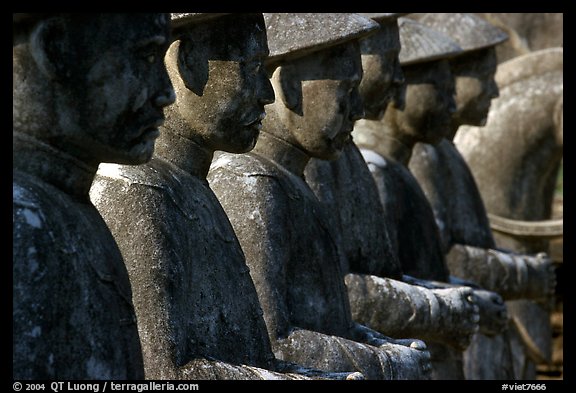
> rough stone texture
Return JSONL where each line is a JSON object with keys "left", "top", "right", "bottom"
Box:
{"left": 305, "top": 142, "right": 480, "bottom": 351}
{"left": 91, "top": 160, "right": 279, "bottom": 378}
{"left": 473, "top": 13, "right": 563, "bottom": 63}
{"left": 419, "top": 13, "right": 508, "bottom": 53}
{"left": 209, "top": 146, "right": 429, "bottom": 380}
{"left": 13, "top": 138, "right": 144, "bottom": 379}
{"left": 409, "top": 47, "right": 560, "bottom": 379}
{"left": 350, "top": 20, "right": 510, "bottom": 378}
{"left": 13, "top": 13, "right": 175, "bottom": 379}
{"left": 263, "top": 13, "right": 379, "bottom": 64}
{"left": 208, "top": 20, "right": 431, "bottom": 378}
{"left": 397, "top": 17, "right": 462, "bottom": 66}
{"left": 90, "top": 14, "right": 351, "bottom": 380}
{"left": 455, "top": 48, "right": 563, "bottom": 240}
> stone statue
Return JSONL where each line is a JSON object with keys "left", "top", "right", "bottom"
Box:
{"left": 304, "top": 13, "right": 481, "bottom": 355}
{"left": 13, "top": 13, "right": 175, "bottom": 379}
{"left": 409, "top": 13, "right": 558, "bottom": 380}
{"left": 473, "top": 13, "right": 562, "bottom": 64}
{"left": 90, "top": 13, "right": 357, "bottom": 381}
{"left": 352, "top": 17, "right": 509, "bottom": 379}
{"left": 208, "top": 13, "right": 431, "bottom": 380}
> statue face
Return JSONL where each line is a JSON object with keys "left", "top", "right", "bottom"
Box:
{"left": 56, "top": 14, "right": 175, "bottom": 165}
{"left": 450, "top": 48, "right": 498, "bottom": 127}
{"left": 286, "top": 42, "right": 364, "bottom": 160}
{"left": 359, "top": 21, "right": 404, "bottom": 120}
{"left": 392, "top": 59, "right": 456, "bottom": 144}
{"left": 171, "top": 14, "right": 274, "bottom": 153}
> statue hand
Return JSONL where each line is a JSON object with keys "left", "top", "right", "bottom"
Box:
{"left": 473, "top": 289, "right": 508, "bottom": 336}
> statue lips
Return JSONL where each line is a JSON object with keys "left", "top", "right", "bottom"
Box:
{"left": 243, "top": 111, "right": 267, "bottom": 133}
{"left": 137, "top": 117, "right": 165, "bottom": 144}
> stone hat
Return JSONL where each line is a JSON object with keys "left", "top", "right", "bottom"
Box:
{"left": 419, "top": 13, "right": 508, "bottom": 54}
{"left": 264, "top": 13, "right": 379, "bottom": 64}
{"left": 398, "top": 17, "right": 463, "bottom": 66}
{"left": 357, "top": 13, "right": 410, "bottom": 23}
{"left": 171, "top": 13, "right": 231, "bottom": 30}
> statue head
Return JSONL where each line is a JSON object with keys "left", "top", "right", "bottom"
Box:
{"left": 13, "top": 13, "right": 175, "bottom": 166}
{"left": 419, "top": 13, "right": 508, "bottom": 128}
{"left": 165, "top": 13, "right": 274, "bottom": 154}
{"left": 263, "top": 13, "right": 378, "bottom": 160}
{"left": 387, "top": 17, "right": 462, "bottom": 145}
{"left": 356, "top": 13, "right": 408, "bottom": 120}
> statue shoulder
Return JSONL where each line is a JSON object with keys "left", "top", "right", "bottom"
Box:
{"left": 94, "top": 158, "right": 178, "bottom": 190}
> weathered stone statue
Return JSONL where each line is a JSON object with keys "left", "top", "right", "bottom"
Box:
{"left": 208, "top": 13, "right": 432, "bottom": 380}
{"left": 13, "top": 13, "right": 175, "bottom": 379}
{"left": 409, "top": 13, "right": 558, "bottom": 380}
{"left": 304, "top": 13, "right": 481, "bottom": 354}
{"left": 473, "top": 13, "right": 563, "bottom": 64}
{"left": 90, "top": 13, "right": 356, "bottom": 380}
{"left": 352, "top": 17, "right": 508, "bottom": 379}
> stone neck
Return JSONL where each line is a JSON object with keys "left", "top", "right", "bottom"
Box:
{"left": 154, "top": 126, "right": 213, "bottom": 181}
{"left": 13, "top": 132, "right": 98, "bottom": 202}
{"left": 252, "top": 131, "right": 310, "bottom": 178}
{"left": 446, "top": 121, "right": 460, "bottom": 141}
{"left": 380, "top": 134, "right": 414, "bottom": 166}
{"left": 353, "top": 119, "right": 414, "bottom": 166}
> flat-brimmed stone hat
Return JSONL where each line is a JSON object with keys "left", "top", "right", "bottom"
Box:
{"left": 398, "top": 17, "right": 463, "bottom": 66}
{"left": 357, "top": 13, "right": 410, "bottom": 23}
{"left": 263, "top": 13, "right": 379, "bottom": 65}
{"left": 419, "top": 13, "right": 508, "bottom": 54}
{"left": 171, "top": 13, "right": 231, "bottom": 31}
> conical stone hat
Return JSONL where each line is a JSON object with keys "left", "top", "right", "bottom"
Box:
{"left": 398, "top": 17, "right": 462, "bottom": 66}
{"left": 264, "top": 13, "right": 379, "bottom": 64}
{"left": 419, "top": 13, "right": 508, "bottom": 54}
{"left": 357, "top": 13, "right": 410, "bottom": 23}
{"left": 171, "top": 13, "right": 231, "bottom": 30}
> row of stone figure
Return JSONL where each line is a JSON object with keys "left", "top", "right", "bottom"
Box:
{"left": 13, "top": 13, "right": 558, "bottom": 380}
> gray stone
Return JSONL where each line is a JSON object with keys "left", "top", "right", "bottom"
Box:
{"left": 352, "top": 17, "right": 508, "bottom": 380}
{"left": 13, "top": 13, "right": 175, "bottom": 379}
{"left": 209, "top": 13, "right": 431, "bottom": 380}
{"left": 91, "top": 13, "right": 355, "bottom": 380}
{"left": 473, "top": 13, "right": 563, "bottom": 63}
{"left": 451, "top": 47, "right": 562, "bottom": 379}
{"left": 419, "top": 13, "right": 508, "bottom": 54}
{"left": 305, "top": 15, "right": 481, "bottom": 355}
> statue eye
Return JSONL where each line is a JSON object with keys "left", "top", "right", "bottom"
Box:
{"left": 146, "top": 54, "right": 156, "bottom": 64}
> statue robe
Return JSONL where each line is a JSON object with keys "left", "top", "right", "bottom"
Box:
{"left": 409, "top": 139, "right": 550, "bottom": 379}
{"left": 209, "top": 148, "right": 428, "bottom": 380}
{"left": 13, "top": 137, "right": 144, "bottom": 380}
{"left": 91, "top": 157, "right": 286, "bottom": 379}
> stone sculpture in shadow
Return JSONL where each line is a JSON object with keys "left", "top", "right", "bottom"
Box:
{"left": 304, "top": 12, "right": 482, "bottom": 361}
{"left": 208, "top": 13, "right": 432, "bottom": 380}
{"left": 351, "top": 17, "right": 509, "bottom": 379}
{"left": 13, "top": 13, "right": 175, "bottom": 379}
{"left": 90, "top": 13, "right": 360, "bottom": 380}
{"left": 408, "top": 13, "right": 557, "bottom": 380}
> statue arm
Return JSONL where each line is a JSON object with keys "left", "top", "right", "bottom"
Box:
{"left": 402, "top": 274, "right": 507, "bottom": 338}
{"left": 446, "top": 243, "right": 556, "bottom": 302}
{"left": 345, "top": 273, "right": 480, "bottom": 350}
{"left": 178, "top": 357, "right": 360, "bottom": 380}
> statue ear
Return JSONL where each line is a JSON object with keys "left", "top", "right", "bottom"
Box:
{"left": 176, "top": 38, "right": 209, "bottom": 96}
{"left": 29, "top": 17, "right": 67, "bottom": 80}
{"left": 277, "top": 64, "right": 303, "bottom": 116}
